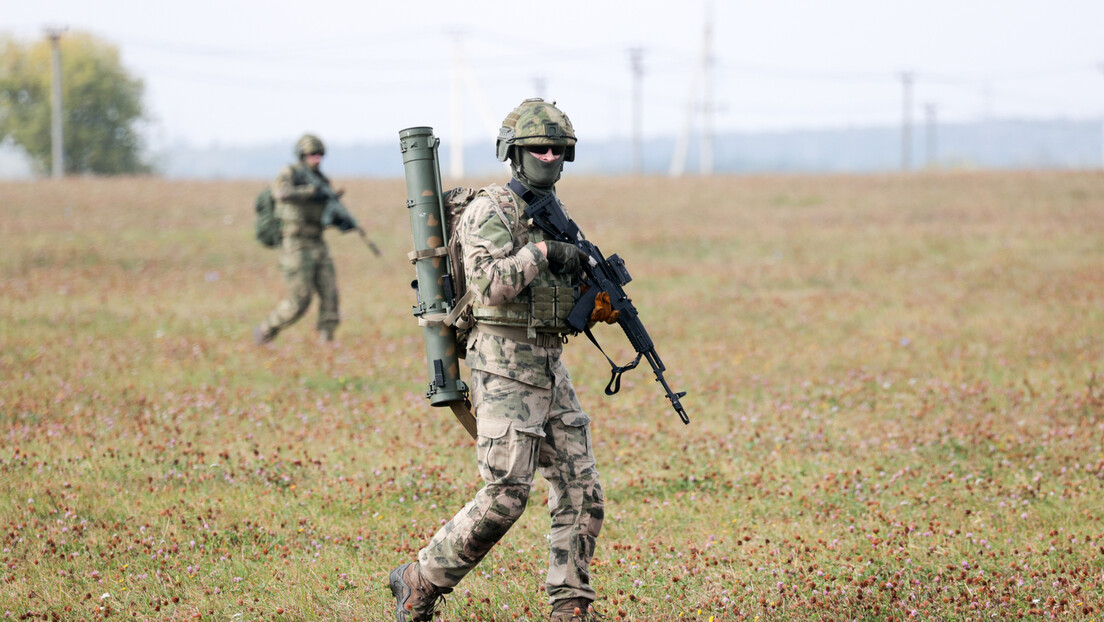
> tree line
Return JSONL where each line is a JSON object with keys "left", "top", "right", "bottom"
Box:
{"left": 0, "top": 31, "right": 150, "bottom": 176}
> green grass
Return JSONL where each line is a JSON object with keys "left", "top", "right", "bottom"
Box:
{"left": 1, "top": 171, "right": 1103, "bottom": 620}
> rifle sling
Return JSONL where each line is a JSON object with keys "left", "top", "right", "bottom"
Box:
{"left": 507, "top": 179, "right": 560, "bottom": 237}
{"left": 507, "top": 178, "right": 537, "bottom": 206}
{"left": 583, "top": 327, "right": 642, "bottom": 396}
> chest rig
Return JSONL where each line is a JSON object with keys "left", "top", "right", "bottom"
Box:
{"left": 470, "top": 185, "right": 579, "bottom": 336}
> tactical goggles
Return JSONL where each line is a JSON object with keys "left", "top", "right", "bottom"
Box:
{"left": 524, "top": 145, "right": 565, "bottom": 157}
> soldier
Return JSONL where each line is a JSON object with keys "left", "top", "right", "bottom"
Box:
{"left": 253, "top": 134, "right": 360, "bottom": 345}
{"left": 389, "top": 99, "right": 616, "bottom": 622}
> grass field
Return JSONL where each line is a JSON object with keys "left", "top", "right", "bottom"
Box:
{"left": 2, "top": 170, "right": 1103, "bottom": 621}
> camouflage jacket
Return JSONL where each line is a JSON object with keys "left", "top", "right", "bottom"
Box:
{"left": 272, "top": 164, "right": 332, "bottom": 240}
{"left": 459, "top": 184, "right": 577, "bottom": 389}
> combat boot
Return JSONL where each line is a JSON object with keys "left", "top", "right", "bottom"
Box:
{"left": 389, "top": 561, "right": 450, "bottom": 622}
{"left": 252, "top": 325, "right": 274, "bottom": 345}
{"left": 550, "top": 597, "right": 602, "bottom": 621}
{"left": 318, "top": 329, "right": 335, "bottom": 345}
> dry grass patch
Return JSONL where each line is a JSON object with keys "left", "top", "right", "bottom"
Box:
{"left": 2, "top": 171, "right": 1103, "bottom": 620}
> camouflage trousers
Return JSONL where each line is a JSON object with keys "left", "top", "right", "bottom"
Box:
{"left": 418, "top": 365, "right": 605, "bottom": 603}
{"left": 258, "top": 237, "right": 339, "bottom": 338}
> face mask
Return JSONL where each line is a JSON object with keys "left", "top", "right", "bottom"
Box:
{"left": 513, "top": 147, "right": 564, "bottom": 191}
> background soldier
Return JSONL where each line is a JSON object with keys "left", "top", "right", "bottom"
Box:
{"left": 389, "top": 99, "right": 615, "bottom": 622}
{"left": 253, "top": 134, "right": 360, "bottom": 345}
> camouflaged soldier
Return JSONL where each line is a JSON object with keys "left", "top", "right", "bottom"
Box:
{"left": 389, "top": 99, "right": 617, "bottom": 622}
{"left": 253, "top": 134, "right": 360, "bottom": 345}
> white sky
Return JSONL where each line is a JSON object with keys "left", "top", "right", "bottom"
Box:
{"left": 5, "top": 0, "right": 1104, "bottom": 150}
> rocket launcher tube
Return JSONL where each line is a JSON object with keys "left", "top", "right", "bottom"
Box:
{"left": 399, "top": 127, "right": 476, "bottom": 438}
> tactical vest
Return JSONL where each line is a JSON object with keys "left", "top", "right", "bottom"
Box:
{"left": 276, "top": 165, "right": 326, "bottom": 240}
{"left": 469, "top": 185, "right": 578, "bottom": 335}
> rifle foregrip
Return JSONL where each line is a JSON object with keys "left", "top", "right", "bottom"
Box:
{"left": 619, "top": 315, "right": 654, "bottom": 354}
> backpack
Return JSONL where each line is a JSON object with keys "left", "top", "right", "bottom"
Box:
{"left": 440, "top": 187, "right": 478, "bottom": 354}
{"left": 254, "top": 186, "right": 281, "bottom": 248}
{"left": 438, "top": 185, "right": 523, "bottom": 357}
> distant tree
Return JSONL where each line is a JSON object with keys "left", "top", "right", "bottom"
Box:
{"left": 0, "top": 31, "right": 151, "bottom": 175}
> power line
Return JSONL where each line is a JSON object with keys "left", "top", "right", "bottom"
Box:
{"left": 26, "top": 22, "right": 1102, "bottom": 148}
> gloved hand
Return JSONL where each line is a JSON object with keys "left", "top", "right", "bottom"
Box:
{"left": 590, "top": 291, "right": 620, "bottom": 324}
{"left": 312, "top": 185, "right": 329, "bottom": 202}
{"left": 544, "top": 240, "right": 586, "bottom": 275}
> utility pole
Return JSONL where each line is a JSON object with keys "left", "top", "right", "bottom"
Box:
{"left": 45, "top": 27, "right": 67, "bottom": 179}
{"left": 924, "top": 103, "right": 937, "bottom": 169}
{"left": 700, "top": 0, "right": 714, "bottom": 176}
{"left": 449, "top": 33, "right": 464, "bottom": 179}
{"left": 1099, "top": 63, "right": 1104, "bottom": 169}
{"left": 900, "top": 71, "right": 913, "bottom": 172}
{"left": 668, "top": 75, "right": 695, "bottom": 177}
{"left": 448, "top": 31, "right": 502, "bottom": 179}
{"left": 629, "top": 47, "right": 644, "bottom": 174}
{"left": 668, "top": 0, "right": 714, "bottom": 178}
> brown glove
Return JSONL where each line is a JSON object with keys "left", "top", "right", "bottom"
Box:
{"left": 590, "top": 291, "right": 620, "bottom": 324}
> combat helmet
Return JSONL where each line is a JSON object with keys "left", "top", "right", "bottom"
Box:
{"left": 496, "top": 98, "right": 576, "bottom": 163}
{"left": 295, "top": 134, "right": 325, "bottom": 158}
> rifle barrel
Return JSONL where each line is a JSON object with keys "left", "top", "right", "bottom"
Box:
{"left": 646, "top": 350, "right": 690, "bottom": 424}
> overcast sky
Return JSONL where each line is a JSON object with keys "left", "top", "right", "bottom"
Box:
{"left": 5, "top": 0, "right": 1104, "bottom": 151}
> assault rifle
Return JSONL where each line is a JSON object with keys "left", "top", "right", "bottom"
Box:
{"left": 508, "top": 179, "right": 689, "bottom": 425}
{"left": 302, "top": 167, "right": 382, "bottom": 257}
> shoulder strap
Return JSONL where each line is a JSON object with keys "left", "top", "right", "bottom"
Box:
{"left": 479, "top": 185, "right": 520, "bottom": 233}
{"left": 444, "top": 290, "right": 475, "bottom": 328}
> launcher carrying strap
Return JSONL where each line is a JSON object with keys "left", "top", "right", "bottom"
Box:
{"left": 407, "top": 247, "right": 447, "bottom": 262}
{"left": 449, "top": 399, "right": 478, "bottom": 440}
